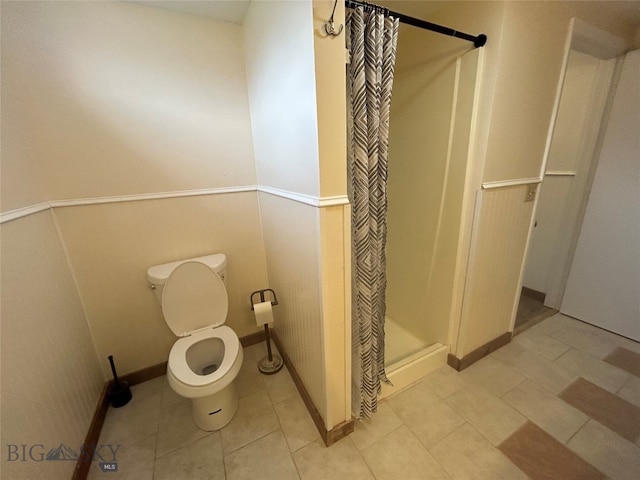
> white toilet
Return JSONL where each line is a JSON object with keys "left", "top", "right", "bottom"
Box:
{"left": 147, "top": 253, "right": 243, "bottom": 431}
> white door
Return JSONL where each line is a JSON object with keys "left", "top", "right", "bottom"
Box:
{"left": 560, "top": 50, "right": 640, "bottom": 341}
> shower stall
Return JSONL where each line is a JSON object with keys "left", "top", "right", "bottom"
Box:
{"left": 382, "top": 18, "right": 482, "bottom": 394}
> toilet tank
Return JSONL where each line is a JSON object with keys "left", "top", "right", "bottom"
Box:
{"left": 147, "top": 253, "right": 227, "bottom": 303}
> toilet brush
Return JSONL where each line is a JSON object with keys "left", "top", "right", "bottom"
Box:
{"left": 107, "top": 355, "right": 132, "bottom": 408}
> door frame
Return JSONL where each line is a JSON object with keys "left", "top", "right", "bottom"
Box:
{"left": 519, "top": 18, "right": 627, "bottom": 313}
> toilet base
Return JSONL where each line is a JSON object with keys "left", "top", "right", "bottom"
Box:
{"left": 191, "top": 383, "right": 239, "bottom": 431}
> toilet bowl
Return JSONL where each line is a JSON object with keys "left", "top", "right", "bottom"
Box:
{"left": 147, "top": 254, "right": 243, "bottom": 431}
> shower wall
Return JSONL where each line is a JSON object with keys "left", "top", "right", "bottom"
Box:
{"left": 385, "top": 25, "right": 480, "bottom": 360}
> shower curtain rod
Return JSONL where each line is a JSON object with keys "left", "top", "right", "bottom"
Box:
{"left": 345, "top": 0, "right": 487, "bottom": 48}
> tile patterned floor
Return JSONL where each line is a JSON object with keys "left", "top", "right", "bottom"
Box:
{"left": 89, "top": 313, "right": 640, "bottom": 479}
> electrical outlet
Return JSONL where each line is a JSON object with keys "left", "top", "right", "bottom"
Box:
{"left": 525, "top": 184, "right": 537, "bottom": 202}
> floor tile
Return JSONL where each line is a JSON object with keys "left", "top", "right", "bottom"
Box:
{"left": 243, "top": 342, "right": 274, "bottom": 362}
{"left": 551, "top": 323, "right": 620, "bottom": 358}
{"left": 489, "top": 341, "right": 527, "bottom": 362}
{"left": 499, "top": 421, "right": 605, "bottom": 480}
{"left": 350, "top": 399, "right": 403, "bottom": 451}
{"left": 513, "top": 327, "right": 571, "bottom": 360}
{"left": 387, "top": 381, "right": 465, "bottom": 448}
{"left": 444, "top": 384, "right": 527, "bottom": 446}
{"left": 429, "top": 423, "right": 528, "bottom": 480}
{"left": 220, "top": 389, "right": 280, "bottom": 455}
{"left": 224, "top": 430, "right": 299, "bottom": 480}
{"left": 604, "top": 347, "right": 640, "bottom": 377}
{"left": 460, "top": 356, "right": 526, "bottom": 396}
{"left": 568, "top": 420, "right": 640, "bottom": 480}
{"left": 491, "top": 343, "right": 578, "bottom": 395}
{"left": 154, "top": 432, "right": 224, "bottom": 480}
{"left": 526, "top": 313, "right": 570, "bottom": 336}
{"left": 555, "top": 348, "right": 631, "bottom": 393}
{"left": 88, "top": 434, "right": 156, "bottom": 480}
{"left": 155, "top": 397, "right": 210, "bottom": 458}
{"left": 234, "top": 353, "right": 266, "bottom": 398}
{"left": 129, "top": 375, "right": 165, "bottom": 402}
{"left": 617, "top": 376, "right": 640, "bottom": 408}
{"left": 609, "top": 334, "right": 640, "bottom": 354}
{"left": 159, "top": 375, "right": 184, "bottom": 411}
{"left": 502, "top": 379, "right": 588, "bottom": 443}
{"left": 273, "top": 394, "right": 321, "bottom": 452}
{"left": 262, "top": 367, "right": 298, "bottom": 404}
{"left": 421, "top": 365, "right": 470, "bottom": 399}
{"left": 293, "top": 438, "right": 374, "bottom": 480}
{"left": 581, "top": 324, "right": 640, "bottom": 354}
{"left": 559, "top": 378, "right": 640, "bottom": 443}
{"left": 91, "top": 316, "right": 640, "bottom": 480}
{"left": 361, "top": 425, "right": 450, "bottom": 479}
{"left": 99, "top": 383, "right": 162, "bottom": 446}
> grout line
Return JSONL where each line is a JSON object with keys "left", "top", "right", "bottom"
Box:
{"left": 499, "top": 375, "right": 527, "bottom": 399}
{"left": 151, "top": 380, "right": 163, "bottom": 467}
{"left": 564, "top": 418, "right": 590, "bottom": 446}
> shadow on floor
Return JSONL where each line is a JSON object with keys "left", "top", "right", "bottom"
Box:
{"left": 515, "top": 287, "right": 558, "bottom": 336}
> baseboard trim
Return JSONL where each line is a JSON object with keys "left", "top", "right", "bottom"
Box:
{"left": 72, "top": 382, "right": 111, "bottom": 480}
{"left": 120, "top": 362, "right": 167, "bottom": 386}
{"left": 74, "top": 330, "right": 267, "bottom": 479}
{"left": 448, "top": 332, "right": 512, "bottom": 371}
{"left": 271, "top": 331, "right": 354, "bottom": 446}
{"left": 240, "top": 329, "right": 266, "bottom": 347}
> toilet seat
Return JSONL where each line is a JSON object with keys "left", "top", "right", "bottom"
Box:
{"left": 161, "top": 261, "right": 228, "bottom": 337}
{"left": 168, "top": 325, "right": 240, "bottom": 387}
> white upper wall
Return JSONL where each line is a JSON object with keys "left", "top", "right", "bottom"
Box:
{"left": 243, "top": 0, "right": 321, "bottom": 197}
{"left": 1, "top": 1, "right": 256, "bottom": 212}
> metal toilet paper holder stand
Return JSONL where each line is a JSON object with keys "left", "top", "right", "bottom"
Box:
{"left": 250, "top": 289, "right": 283, "bottom": 375}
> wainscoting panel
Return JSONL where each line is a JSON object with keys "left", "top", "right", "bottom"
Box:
{"left": 455, "top": 185, "right": 535, "bottom": 359}
{"left": 0, "top": 210, "right": 103, "bottom": 480}
{"left": 258, "top": 192, "right": 328, "bottom": 425}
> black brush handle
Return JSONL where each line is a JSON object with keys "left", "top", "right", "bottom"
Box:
{"left": 108, "top": 355, "right": 120, "bottom": 387}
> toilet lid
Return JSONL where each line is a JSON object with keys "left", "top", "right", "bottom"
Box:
{"left": 161, "top": 261, "right": 228, "bottom": 336}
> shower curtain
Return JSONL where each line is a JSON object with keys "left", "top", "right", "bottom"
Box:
{"left": 346, "top": 6, "right": 399, "bottom": 419}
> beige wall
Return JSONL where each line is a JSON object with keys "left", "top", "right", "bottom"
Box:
{"left": 312, "top": 0, "right": 351, "bottom": 426}
{"left": 456, "top": 185, "right": 536, "bottom": 354}
{"left": 379, "top": 1, "right": 505, "bottom": 356}
{"left": 1, "top": 0, "right": 267, "bottom": 380}
{"left": 54, "top": 193, "right": 268, "bottom": 376}
{"left": 257, "top": 193, "right": 326, "bottom": 419}
{"left": 380, "top": 2, "right": 638, "bottom": 359}
{"left": 243, "top": 0, "right": 320, "bottom": 197}
{"left": 1, "top": 211, "right": 103, "bottom": 479}
{"left": 483, "top": 1, "right": 639, "bottom": 183}
{"left": 454, "top": 1, "right": 639, "bottom": 358}
{"left": 312, "top": 0, "right": 348, "bottom": 198}
{"left": 2, "top": 1, "right": 636, "bottom": 449}
{"left": 2, "top": 0, "right": 349, "bottom": 439}
{"left": 1, "top": 1, "right": 256, "bottom": 212}
{"left": 244, "top": 0, "right": 350, "bottom": 429}
{"left": 385, "top": 34, "right": 480, "bottom": 347}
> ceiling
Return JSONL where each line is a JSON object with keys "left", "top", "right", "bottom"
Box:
{"left": 130, "top": 1, "right": 252, "bottom": 24}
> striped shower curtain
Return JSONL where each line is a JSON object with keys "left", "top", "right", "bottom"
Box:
{"left": 346, "top": 6, "right": 399, "bottom": 419}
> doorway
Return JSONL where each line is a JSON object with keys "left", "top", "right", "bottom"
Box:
{"left": 516, "top": 19, "right": 625, "bottom": 334}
